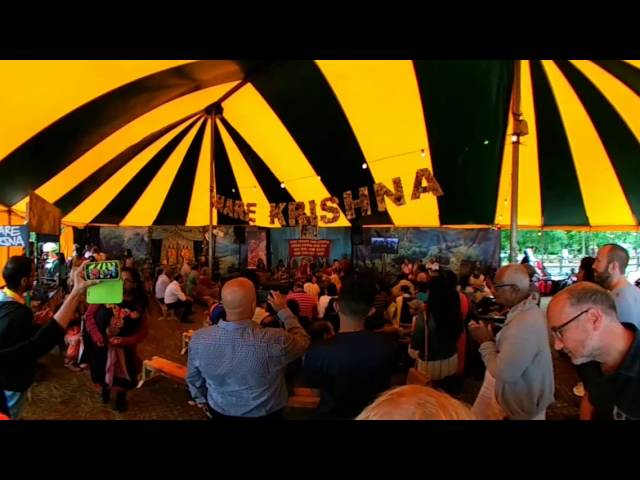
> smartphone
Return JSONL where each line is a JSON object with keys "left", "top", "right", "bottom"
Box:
{"left": 84, "top": 261, "right": 121, "bottom": 281}
{"left": 84, "top": 261, "right": 123, "bottom": 304}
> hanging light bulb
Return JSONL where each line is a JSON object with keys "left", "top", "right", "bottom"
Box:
{"left": 280, "top": 182, "right": 285, "bottom": 188}
{"left": 232, "top": 188, "right": 236, "bottom": 193}
{"left": 511, "top": 134, "right": 519, "bottom": 143}
{"left": 317, "top": 175, "right": 322, "bottom": 181}
{"left": 361, "top": 162, "right": 368, "bottom": 170}
{"left": 421, "top": 149, "right": 426, "bottom": 158}
{"left": 253, "top": 186, "right": 257, "bottom": 192}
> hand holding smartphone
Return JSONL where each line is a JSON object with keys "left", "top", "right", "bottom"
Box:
{"left": 84, "top": 261, "right": 123, "bottom": 304}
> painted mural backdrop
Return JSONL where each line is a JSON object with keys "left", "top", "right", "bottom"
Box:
{"left": 215, "top": 226, "right": 240, "bottom": 274}
{"left": 100, "top": 227, "right": 149, "bottom": 261}
{"left": 355, "top": 228, "right": 500, "bottom": 278}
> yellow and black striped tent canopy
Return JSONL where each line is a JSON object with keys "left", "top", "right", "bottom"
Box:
{"left": 0, "top": 60, "right": 638, "bottom": 229}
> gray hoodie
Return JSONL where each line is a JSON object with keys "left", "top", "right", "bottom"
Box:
{"left": 479, "top": 297, "right": 555, "bottom": 419}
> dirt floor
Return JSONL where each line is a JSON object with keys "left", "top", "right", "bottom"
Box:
{"left": 21, "top": 296, "right": 581, "bottom": 420}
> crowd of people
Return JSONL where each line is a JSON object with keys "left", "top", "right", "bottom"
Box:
{"left": 1, "top": 241, "right": 640, "bottom": 421}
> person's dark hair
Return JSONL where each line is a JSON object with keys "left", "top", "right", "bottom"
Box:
{"left": 56, "top": 252, "right": 65, "bottom": 263}
{"left": 286, "top": 299, "right": 301, "bottom": 317}
{"left": 578, "top": 256, "right": 596, "bottom": 283}
{"left": 603, "top": 244, "right": 629, "bottom": 274}
{"left": 400, "top": 285, "right": 412, "bottom": 295}
{"left": 174, "top": 273, "right": 183, "bottom": 282}
{"left": 417, "top": 281, "right": 428, "bottom": 293}
{"left": 428, "top": 270, "right": 462, "bottom": 344}
{"left": 256, "top": 289, "right": 269, "bottom": 306}
{"left": 440, "top": 269, "right": 458, "bottom": 290}
{"left": 88, "top": 255, "right": 96, "bottom": 262}
{"left": 121, "top": 267, "right": 148, "bottom": 309}
{"left": 2, "top": 256, "right": 34, "bottom": 291}
{"left": 326, "top": 282, "right": 338, "bottom": 297}
{"left": 156, "top": 267, "right": 164, "bottom": 277}
{"left": 338, "top": 272, "right": 377, "bottom": 318}
{"left": 308, "top": 320, "right": 334, "bottom": 342}
{"left": 124, "top": 249, "right": 133, "bottom": 258}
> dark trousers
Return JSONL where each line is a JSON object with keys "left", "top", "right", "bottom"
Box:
{"left": 207, "top": 406, "right": 284, "bottom": 421}
{"left": 166, "top": 299, "right": 193, "bottom": 322}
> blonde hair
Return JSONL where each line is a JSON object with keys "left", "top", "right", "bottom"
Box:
{"left": 356, "top": 385, "right": 475, "bottom": 420}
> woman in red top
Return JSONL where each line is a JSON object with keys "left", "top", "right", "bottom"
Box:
{"left": 85, "top": 268, "right": 148, "bottom": 412}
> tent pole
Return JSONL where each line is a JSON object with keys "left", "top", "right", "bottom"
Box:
{"left": 509, "top": 60, "right": 522, "bottom": 263}
{"left": 208, "top": 109, "right": 218, "bottom": 280}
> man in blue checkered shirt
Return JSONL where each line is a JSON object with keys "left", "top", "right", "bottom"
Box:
{"left": 187, "top": 277, "right": 310, "bottom": 419}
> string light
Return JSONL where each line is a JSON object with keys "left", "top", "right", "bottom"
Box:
{"left": 228, "top": 148, "right": 428, "bottom": 190}
{"left": 511, "top": 134, "right": 519, "bottom": 143}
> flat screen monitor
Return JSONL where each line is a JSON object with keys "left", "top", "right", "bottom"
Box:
{"left": 370, "top": 237, "right": 399, "bottom": 254}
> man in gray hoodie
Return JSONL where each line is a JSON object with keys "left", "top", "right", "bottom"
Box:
{"left": 468, "top": 264, "right": 555, "bottom": 420}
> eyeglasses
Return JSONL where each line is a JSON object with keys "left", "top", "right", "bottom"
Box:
{"left": 493, "top": 283, "right": 517, "bottom": 289}
{"left": 550, "top": 308, "right": 591, "bottom": 340}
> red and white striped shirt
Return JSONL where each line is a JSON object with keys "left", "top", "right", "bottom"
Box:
{"left": 286, "top": 292, "right": 318, "bottom": 319}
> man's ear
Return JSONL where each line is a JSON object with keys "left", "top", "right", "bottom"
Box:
{"left": 591, "top": 308, "right": 605, "bottom": 332}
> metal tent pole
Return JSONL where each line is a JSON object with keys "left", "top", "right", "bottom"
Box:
{"left": 509, "top": 60, "right": 523, "bottom": 264}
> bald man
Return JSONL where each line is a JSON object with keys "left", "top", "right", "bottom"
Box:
{"left": 186, "top": 277, "right": 310, "bottom": 419}
{"left": 468, "top": 264, "right": 554, "bottom": 420}
{"left": 548, "top": 282, "right": 640, "bottom": 420}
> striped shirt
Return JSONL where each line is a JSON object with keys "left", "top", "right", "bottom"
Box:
{"left": 286, "top": 292, "right": 317, "bottom": 319}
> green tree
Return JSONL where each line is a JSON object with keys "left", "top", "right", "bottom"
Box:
{"left": 501, "top": 230, "right": 640, "bottom": 261}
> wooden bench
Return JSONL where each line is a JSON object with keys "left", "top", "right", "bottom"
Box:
{"left": 180, "top": 330, "right": 194, "bottom": 355}
{"left": 137, "top": 356, "right": 187, "bottom": 388}
{"left": 287, "top": 387, "right": 321, "bottom": 409}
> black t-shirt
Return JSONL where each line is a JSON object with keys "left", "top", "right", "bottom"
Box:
{"left": 302, "top": 330, "right": 397, "bottom": 419}
{"left": 577, "top": 323, "right": 640, "bottom": 420}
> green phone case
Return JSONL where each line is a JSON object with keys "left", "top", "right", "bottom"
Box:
{"left": 86, "top": 280, "right": 123, "bottom": 305}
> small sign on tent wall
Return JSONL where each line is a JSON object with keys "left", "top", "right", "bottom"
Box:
{"left": 0, "top": 225, "right": 29, "bottom": 248}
